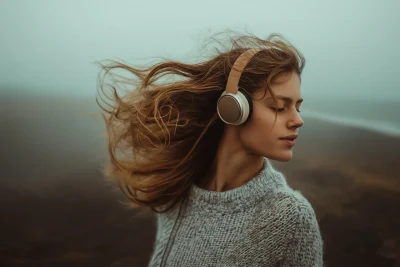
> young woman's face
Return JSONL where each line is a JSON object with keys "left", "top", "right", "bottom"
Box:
{"left": 238, "top": 71, "right": 304, "bottom": 162}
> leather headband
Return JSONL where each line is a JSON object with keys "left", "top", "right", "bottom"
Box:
{"left": 225, "top": 48, "right": 262, "bottom": 94}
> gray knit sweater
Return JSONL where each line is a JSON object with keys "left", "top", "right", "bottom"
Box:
{"left": 148, "top": 158, "right": 324, "bottom": 267}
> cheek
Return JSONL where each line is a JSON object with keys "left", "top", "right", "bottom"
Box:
{"left": 239, "top": 109, "right": 278, "bottom": 144}
{"left": 250, "top": 106, "right": 277, "bottom": 132}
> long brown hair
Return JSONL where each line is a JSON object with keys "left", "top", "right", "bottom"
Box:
{"left": 96, "top": 30, "right": 305, "bottom": 213}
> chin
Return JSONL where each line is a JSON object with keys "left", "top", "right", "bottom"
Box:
{"left": 267, "top": 152, "right": 293, "bottom": 162}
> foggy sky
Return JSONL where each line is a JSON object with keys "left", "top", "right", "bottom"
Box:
{"left": 0, "top": 0, "right": 399, "bottom": 101}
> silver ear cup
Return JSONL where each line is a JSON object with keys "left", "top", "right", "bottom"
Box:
{"left": 217, "top": 90, "right": 250, "bottom": 125}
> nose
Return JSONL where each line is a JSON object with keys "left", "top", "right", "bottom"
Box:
{"left": 288, "top": 110, "right": 304, "bottom": 129}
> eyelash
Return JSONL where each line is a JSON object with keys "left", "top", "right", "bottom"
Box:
{"left": 272, "top": 108, "right": 301, "bottom": 113}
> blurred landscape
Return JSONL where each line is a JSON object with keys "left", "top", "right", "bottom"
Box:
{"left": 0, "top": 93, "right": 399, "bottom": 267}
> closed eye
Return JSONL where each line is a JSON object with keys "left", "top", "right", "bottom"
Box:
{"left": 271, "top": 108, "right": 301, "bottom": 113}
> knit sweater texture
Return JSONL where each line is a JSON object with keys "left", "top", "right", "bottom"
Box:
{"left": 148, "top": 158, "right": 324, "bottom": 267}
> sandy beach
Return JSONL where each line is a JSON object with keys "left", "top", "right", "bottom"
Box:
{"left": 0, "top": 95, "right": 399, "bottom": 266}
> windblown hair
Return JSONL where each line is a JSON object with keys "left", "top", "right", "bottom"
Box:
{"left": 96, "top": 30, "right": 305, "bottom": 213}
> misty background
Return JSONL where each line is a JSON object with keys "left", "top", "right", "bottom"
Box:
{"left": 1, "top": 0, "right": 399, "bottom": 266}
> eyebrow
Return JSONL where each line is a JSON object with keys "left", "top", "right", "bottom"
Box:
{"left": 267, "top": 95, "right": 304, "bottom": 103}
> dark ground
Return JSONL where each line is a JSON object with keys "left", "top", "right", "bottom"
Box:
{"left": 0, "top": 94, "right": 399, "bottom": 266}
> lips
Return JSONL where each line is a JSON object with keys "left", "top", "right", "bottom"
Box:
{"left": 281, "top": 139, "right": 296, "bottom": 146}
{"left": 279, "top": 135, "right": 297, "bottom": 141}
{"left": 279, "top": 135, "right": 297, "bottom": 146}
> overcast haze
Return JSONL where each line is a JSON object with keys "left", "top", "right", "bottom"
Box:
{"left": 1, "top": 0, "right": 399, "bottom": 99}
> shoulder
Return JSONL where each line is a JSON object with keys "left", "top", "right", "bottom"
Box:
{"left": 253, "top": 188, "right": 323, "bottom": 262}
{"left": 269, "top": 190, "right": 324, "bottom": 266}
{"left": 276, "top": 188, "right": 318, "bottom": 219}
{"left": 261, "top": 177, "right": 317, "bottom": 213}
{"left": 254, "top": 186, "right": 321, "bottom": 239}
{"left": 277, "top": 189, "right": 322, "bottom": 241}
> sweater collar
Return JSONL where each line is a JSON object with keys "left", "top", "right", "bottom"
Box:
{"left": 186, "top": 157, "right": 287, "bottom": 214}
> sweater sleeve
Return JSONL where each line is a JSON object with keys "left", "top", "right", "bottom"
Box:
{"left": 281, "top": 198, "right": 324, "bottom": 267}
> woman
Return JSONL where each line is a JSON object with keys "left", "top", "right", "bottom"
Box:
{"left": 97, "top": 31, "right": 324, "bottom": 267}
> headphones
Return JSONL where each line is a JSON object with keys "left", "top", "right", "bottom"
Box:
{"left": 217, "top": 48, "right": 262, "bottom": 125}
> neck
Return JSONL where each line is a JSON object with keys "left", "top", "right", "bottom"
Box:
{"left": 199, "top": 127, "right": 264, "bottom": 192}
